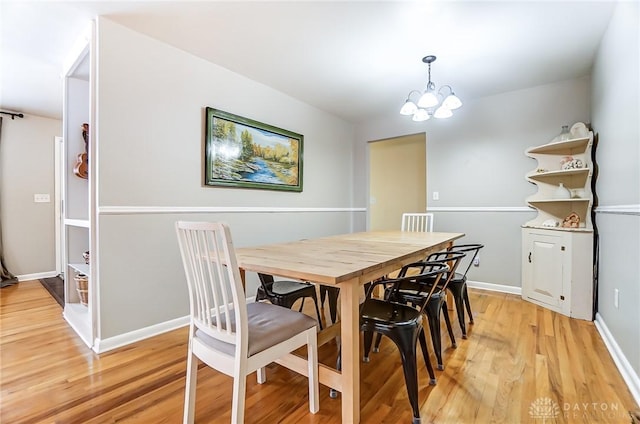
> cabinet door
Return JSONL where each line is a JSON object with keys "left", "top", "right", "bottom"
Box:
{"left": 523, "top": 231, "right": 565, "bottom": 310}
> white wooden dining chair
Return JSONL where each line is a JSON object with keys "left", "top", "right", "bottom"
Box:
{"left": 401, "top": 212, "right": 434, "bottom": 232}
{"left": 175, "top": 221, "right": 319, "bottom": 424}
{"left": 383, "top": 213, "right": 436, "bottom": 282}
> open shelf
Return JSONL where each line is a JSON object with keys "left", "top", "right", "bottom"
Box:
{"left": 527, "top": 168, "right": 591, "bottom": 188}
{"left": 526, "top": 136, "right": 591, "bottom": 155}
{"left": 524, "top": 125, "right": 594, "bottom": 230}
{"left": 69, "top": 263, "right": 89, "bottom": 275}
{"left": 65, "top": 218, "right": 90, "bottom": 228}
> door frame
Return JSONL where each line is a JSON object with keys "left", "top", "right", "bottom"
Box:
{"left": 54, "top": 136, "right": 64, "bottom": 276}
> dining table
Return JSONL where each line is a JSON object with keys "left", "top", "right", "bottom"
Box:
{"left": 235, "top": 230, "right": 465, "bottom": 423}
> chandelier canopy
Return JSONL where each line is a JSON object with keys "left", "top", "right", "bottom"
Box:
{"left": 400, "top": 55, "right": 462, "bottom": 122}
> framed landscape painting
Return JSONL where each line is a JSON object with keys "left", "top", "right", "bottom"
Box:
{"left": 204, "top": 108, "right": 303, "bottom": 192}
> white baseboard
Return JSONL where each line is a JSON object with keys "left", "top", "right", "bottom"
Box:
{"left": 594, "top": 313, "right": 640, "bottom": 407}
{"left": 467, "top": 280, "right": 522, "bottom": 295}
{"left": 93, "top": 315, "right": 190, "bottom": 353}
{"left": 91, "top": 296, "right": 258, "bottom": 354}
{"left": 18, "top": 271, "right": 59, "bottom": 281}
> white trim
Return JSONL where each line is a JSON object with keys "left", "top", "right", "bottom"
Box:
{"left": 18, "top": 271, "right": 59, "bottom": 282}
{"left": 467, "top": 280, "right": 522, "bottom": 295}
{"left": 594, "top": 205, "right": 640, "bottom": 215}
{"left": 98, "top": 206, "right": 366, "bottom": 215}
{"left": 93, "top": 315, "right": 190, "bottom": 353}
{"left": 427, "top": 206, "right": 532, "bottom": 213}
{"left": 594, "top": 313, "right": 640, "bottom": 406}
{"left": 54, "top": 136, "right": 63, "bottom": 275}
{"left": 92, "top": 296, "right": 258, "bottom": 353}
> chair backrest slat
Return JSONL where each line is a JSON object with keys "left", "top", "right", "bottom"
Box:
{"left": 401, "top": 213, "right": 434, "bottom": 232}
{"left": 176, "top": 221, "right": 247, "bottom": 349}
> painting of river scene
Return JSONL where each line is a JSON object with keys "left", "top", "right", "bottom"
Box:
{"left": 204, "top": 108, "right": 303, "bottom": 192}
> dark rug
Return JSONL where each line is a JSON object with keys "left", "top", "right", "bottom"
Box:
{"left": 40, "top": 276, "right": 64, "bottom": 307}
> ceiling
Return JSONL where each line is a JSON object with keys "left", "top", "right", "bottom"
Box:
{"left": 0, "top": 1, "right": 617, "bottom": 123}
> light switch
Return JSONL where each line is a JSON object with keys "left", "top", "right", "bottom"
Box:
{"left": 34, "top": 194, "right": 50, "bottom": 203}
{"left": 432, "top": 191, "right": 439, "bottom": 201}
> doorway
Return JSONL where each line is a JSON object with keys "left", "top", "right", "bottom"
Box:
{"left": 54, "top": 136, "right": 64, "bottom": 277}
{"left": 368, "top": 133, "right": 426, "bottom": 230}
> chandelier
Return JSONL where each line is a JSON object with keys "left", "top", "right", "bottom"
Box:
{"left": 400, "top": 55, "right": 462, "bottom": 121}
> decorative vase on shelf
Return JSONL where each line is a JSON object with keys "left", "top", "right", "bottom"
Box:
{"left": 558, "top": 125, "right": 570, "bottom": 141}
{"left": 553, "top": 183, "right": 571, "bottom": 199}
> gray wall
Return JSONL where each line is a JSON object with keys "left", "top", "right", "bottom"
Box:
{"left": 93, "top": 18, "right": 356, "bottom": 339}
{"left": 591, "top": 1, "right": 640, "bottom": 379}
{"left": 355, "top": 76, "right": 591, "bottom": 288}
{"left": 0, "top": 114, "right": 61, "bottom": 278}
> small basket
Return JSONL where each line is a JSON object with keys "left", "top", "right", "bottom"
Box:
{"left": 74, "top": 273, "right": 89, "bottom": 306}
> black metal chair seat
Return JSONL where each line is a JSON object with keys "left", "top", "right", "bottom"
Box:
{"left": 255, "top": 273, "right": 324, "bottom": 330}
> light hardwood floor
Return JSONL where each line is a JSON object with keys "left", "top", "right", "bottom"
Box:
{"left": 1, "top": 280, "right": 637, "bottom": 423}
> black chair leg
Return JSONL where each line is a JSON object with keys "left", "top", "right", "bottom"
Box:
{"left": 426, "top": 301, "right": 444, "bottom": 370}
{"left": 418, "top": 328, "right": 436, "bottom": 385}
{"left": 373, "top": 332, "right": 383, "bottom": 353}
{"left": 363, "top": 330, "right": 374, "bottom": 362}
{"left": 442, "top": 301, "right": 456, "bottom": 348}
{"left": 310, "top": 291, "right": 323, "bottom": 331}
{"left": 297, "top": 298, "right": 306, "bottom": 312}
{"left": 320, "top": 286, "right": 339, "bottom": 325}
{"left": 327, "top": 287, "right": 339, "bottom": 324}
{"left": 448, "top": 283, "right": 467, "bottom": 338}
{"left": 463, "top": 285, "right": 474, "bottom": 324}
{"left": 387, "top": 330, "right": 421, "bottom": 424}
{"left": 330, "top": 343, "right": 341, "bottom": 399}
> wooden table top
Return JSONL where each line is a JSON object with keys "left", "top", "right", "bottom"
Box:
{"left": 235, "top": 230, "right": 464, "bottom": 286}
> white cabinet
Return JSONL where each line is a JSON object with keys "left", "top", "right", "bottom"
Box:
{"left": 522, "top": 123, "right": 595, "bottom": 320}
{"left": 62, "top": 26, "right": 96, "bottom": 349}
{"left": 521, "top": 228, "right": 593, "bottom": 320}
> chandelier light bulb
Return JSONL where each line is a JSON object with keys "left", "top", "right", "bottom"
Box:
{"left": 412, "top": 108, "right": 430, "bottom": 122}
{"left": 442, "top": 93, "right": 462, "bottom": 110}
{"left": 417, "top": 91, "right": 438, "bottom": 108}
{"left": 400, "top": 100, "right": 418, "bottom": 116}
{"left": 434, "top": 106, "right": 453, "bottom": 119}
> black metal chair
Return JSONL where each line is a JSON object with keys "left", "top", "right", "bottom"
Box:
{"left": 256, "top": 273, "right": 324, "bottom": 330}
{"left": 444, "top": 243, "right": 484, "bottom": 339}
{"left": 373, "top": 250, "right": 466, "bottom": 371}
{"left": 331, "top": 263, "right": 448, "bottom": 424}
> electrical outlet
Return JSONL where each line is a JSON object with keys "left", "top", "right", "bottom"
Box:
{"left": 614, "top": 289, "right": 619, "bottom": 309}
{"left": 432, "top": 191, "right": 439, "bottom": 201}
{"left": 473, "top": 256, "right": 480, "bottom": 267}
{"left": 34, "top": 193, "right": 50, "bottom": 203}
